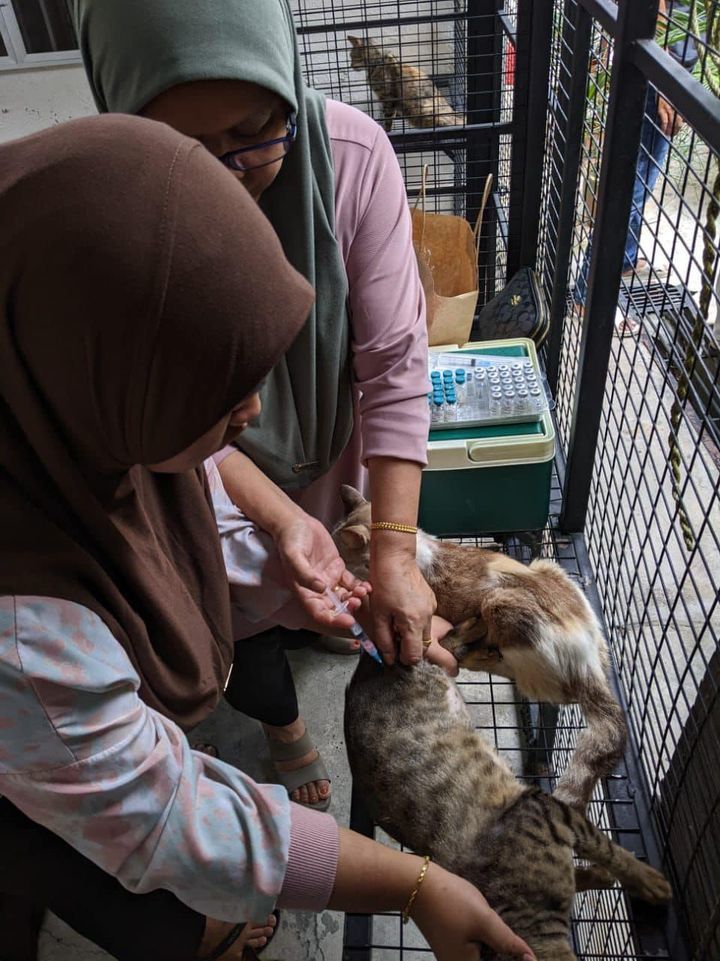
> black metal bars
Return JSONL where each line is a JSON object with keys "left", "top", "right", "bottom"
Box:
{"left": 544, "top": 1, "right": 593, "bottom": 394}
{"left": 560, "top": 0, "right": 660, "bottom": 532}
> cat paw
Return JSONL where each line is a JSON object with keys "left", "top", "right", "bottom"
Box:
{"left": 440, "top": 616, "right": 499, "bottom": 670}
{"left": 626, "top": 865, "right": 673, "bottom": 904}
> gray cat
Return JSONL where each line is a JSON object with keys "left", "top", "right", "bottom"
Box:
{"left": 344, "top": 656, "right": 671, "bottom": 961}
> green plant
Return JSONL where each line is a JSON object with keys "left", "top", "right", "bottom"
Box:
{"left": 656, "top": 0, "right": 720, "bottom": 96}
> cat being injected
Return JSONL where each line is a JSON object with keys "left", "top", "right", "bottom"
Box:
{"left": 335, "top": 485, "right": 627, "bottom": 811}
{"left": 336, "top": 488, "right": 671, "bottom": 960}
{"left": 348, "top": 35, "right": 464, "bottom": 132}
{"left": 344, "top": 652, "right": 671, "bottom": 961}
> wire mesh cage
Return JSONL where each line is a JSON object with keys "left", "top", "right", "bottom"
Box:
{"left": 538, "top": 2, "right": 720, "bottom": 960}
{"left": 287, "top": 2, "right": 719, "bottom": 960}
{"left": 292, "top": 0, "right": 524, "bottom": 302}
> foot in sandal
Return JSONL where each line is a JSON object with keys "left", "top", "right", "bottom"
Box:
{"left": 200, "top": 910, "right": 278, "bottom": 960}
{"left": 264, "top": 717, "right": 331, "bottom": 810}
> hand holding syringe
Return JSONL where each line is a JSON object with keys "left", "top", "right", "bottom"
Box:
{"left": 325, "top": 586, "right": 384, "bottom": 664}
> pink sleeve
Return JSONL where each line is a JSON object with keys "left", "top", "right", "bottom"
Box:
{"left": 278, "top": 803, "right": 339, "bottom": 910}
{"left": 212, "top": 445, "right": 236, "bottom": 467}
{"left": 330, "top": 102, "right": 429, "bottom": 467}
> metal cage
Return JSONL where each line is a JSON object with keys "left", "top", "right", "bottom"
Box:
{"left": 288, "top": 2, "right": 720, "bottom": 959}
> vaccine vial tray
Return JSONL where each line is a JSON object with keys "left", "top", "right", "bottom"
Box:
{"left": 419, "top": 338, "right": 555, "bottom": 536}
{"left": 428, "top": 344, "right": 551, "bottom": 430}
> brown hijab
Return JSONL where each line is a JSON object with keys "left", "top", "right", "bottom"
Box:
{"left": 0, "top": 114, "right": 313, "bottom": 730}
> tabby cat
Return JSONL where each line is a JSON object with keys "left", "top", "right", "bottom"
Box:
{"left": 348, "top": 35, "right": 464, "bottom": 132}
{"left": 344, "top": 654, "right": 671, "bottom": 961}
{"left": 334, "top": 485, "right": 627, "bottom": 811}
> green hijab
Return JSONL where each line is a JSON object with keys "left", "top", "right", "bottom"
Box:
{"left": 72, "top": 0, "right": 353, "bottom": 491}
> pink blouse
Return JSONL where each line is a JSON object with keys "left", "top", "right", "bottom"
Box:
{"left": 215, "top": 99, "right": 430, "bottom": 637}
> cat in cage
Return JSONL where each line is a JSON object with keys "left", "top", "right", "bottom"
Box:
{"left": 348, "top": 34, "right": 464, "bottom": 132}
{"left": 335, "top": 485, "right": 671, "bottom": 960}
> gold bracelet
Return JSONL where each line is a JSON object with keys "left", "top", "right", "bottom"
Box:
{"left": 402, "top": 855, "right": 431, "bottom": 924}
{"left": 370, "top": 521, "right": 418, "bottom": 534}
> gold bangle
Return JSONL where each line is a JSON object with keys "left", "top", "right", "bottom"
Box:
{"left": 402, "top": 855, "right": 431, "bottom": 924}
{"left": 370, "top": 521, "right": 418, "bottom": 534}
{"left": 422, "top": 637, "right": 433, "bottom": 651}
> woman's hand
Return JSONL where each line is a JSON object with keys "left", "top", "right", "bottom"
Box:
{"left": 369, "top": 534, "right": 436, "bottom": 666}
{"left": 329, "top": 830, "right": 535, "bottom": 961}
{"left": 413, "top": 863, "right": 534, "bottom": 961}
{"left": 657, "top": 95, "right": 683, "bottom": 137}
{"left": 274, "top": 513, "right": 370, "bottom": 631}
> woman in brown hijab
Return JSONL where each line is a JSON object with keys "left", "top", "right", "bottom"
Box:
{"left": 0, "top": 115, "right": 533, "bottom": 961}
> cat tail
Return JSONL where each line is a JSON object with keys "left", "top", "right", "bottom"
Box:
{"left": 553, "top": 673, "right": 627, "bottom": 811}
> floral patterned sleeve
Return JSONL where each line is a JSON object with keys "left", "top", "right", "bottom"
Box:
{"left": 0, "top": 595, "right": 337, "bottom": 921}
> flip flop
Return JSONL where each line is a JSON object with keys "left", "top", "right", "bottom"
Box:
{"left": 198, "top": 910, "right": 280, "bottom": 961}
{"left": 267, "top": 730, "right": 332, "bottom": 812}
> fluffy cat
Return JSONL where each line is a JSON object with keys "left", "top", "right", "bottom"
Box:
{"left": 334, "top": 485, "right": 627, "bottom": 812}
{"left": 348, "top": 34, "right": 464, "bottom": 132}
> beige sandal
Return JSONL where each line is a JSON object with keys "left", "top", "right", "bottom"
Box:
{"left": 268, "top": 731, "right": 331, "bottom": 811}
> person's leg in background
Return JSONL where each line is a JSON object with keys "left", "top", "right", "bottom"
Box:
{"left": 623, "top": 89, "right": 671, "bottom": 274}
{"left": 574, "top": 90, "right": 671, "bottom": 308}
{"left": 224, "top": 628, "right": 331, "bottom": 810}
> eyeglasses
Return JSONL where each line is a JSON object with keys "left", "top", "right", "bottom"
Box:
{"left": 218, "top": 112, "right": 297, "bottom": 173}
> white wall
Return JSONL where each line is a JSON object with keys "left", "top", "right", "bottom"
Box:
{"left": 0, "top": 8, "right": 458, "bottom": 209}
{"left": 0, "top": 63, "right": 95, "bottom": 143}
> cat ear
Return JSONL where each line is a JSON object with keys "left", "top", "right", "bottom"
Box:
{"left": 340, "top": 484, "right": 367, "bottom": 513}
{"left": 347, "top": 35, "right": 362, "bottom": 47}
{"left": 338, "top": 525, "right": 370, "bottom": 549}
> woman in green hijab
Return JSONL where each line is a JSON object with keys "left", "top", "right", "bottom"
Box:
{"left": 73, "top": 0, "right": 439, "bottom": 810}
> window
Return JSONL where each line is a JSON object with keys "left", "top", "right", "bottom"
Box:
{"left": 0, "top": 0, "right": 80, "bottom": 68}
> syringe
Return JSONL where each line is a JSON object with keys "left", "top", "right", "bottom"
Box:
{"left": 324, "top": 587, "right": 383, "bottom": 664}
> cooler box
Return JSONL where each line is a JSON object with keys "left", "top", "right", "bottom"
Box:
{"left": 418, "top": 338, "right": 555, "bottom": 536}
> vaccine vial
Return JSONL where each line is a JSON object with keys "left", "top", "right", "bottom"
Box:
{"left": 502, "top": 389, "right": 516, "bottom": 415}
{"left": 466, "top": 369, "right": 477, "bottom": 401}
{"left": 529, "top": 387, "right": 543, "bottom": 412}
{"left": 431, "top": 396, "right": 444, "bottom": 423}
{"left": 474, "top": 369, "right": 487, "bottom": 408}
{"left": 454, "top": 369, "right": 467, "bottom": 404}
{"left": 515, "top": 388, "right": 530, "bottom": 414}
{"left": 446, "top": 394, "right": 458, "bottom": 421}
{"left": 489, "top": 387, "right": 502, "bottom": 417}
